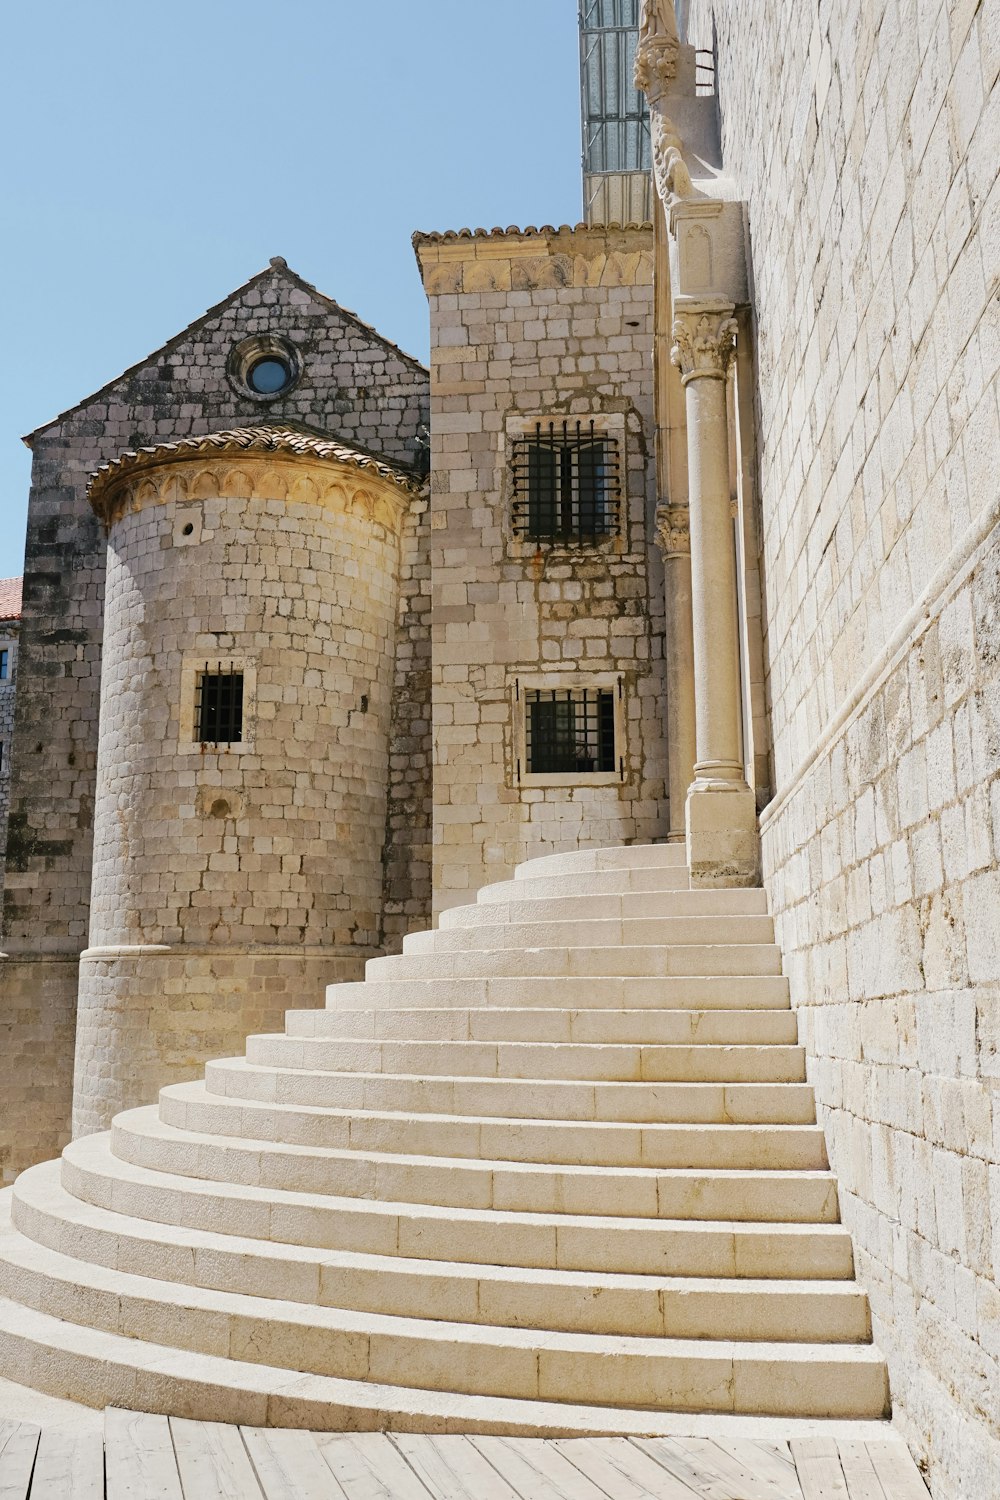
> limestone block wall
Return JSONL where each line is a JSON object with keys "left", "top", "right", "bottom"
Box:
{"left": 684, "top": 0, "right": 1000, "bottom": 1492}
{"left": 415, "top": 225, "right": 670, "bottom": 912}
{"left": 73, "top": 446, "right": 412, "bottom": 1134}
{"left": 1, "top": 259, "right": 428, "bottom": 1181}
{"left": 0, "top": 619, "right": 19, "bottom": 899}
{"left": 381, "top": 491, "right": 434, "bottom": 953}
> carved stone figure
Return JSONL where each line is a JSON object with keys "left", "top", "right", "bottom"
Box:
{"left": 635, "top": 0, "right": 680, "bottom": 93}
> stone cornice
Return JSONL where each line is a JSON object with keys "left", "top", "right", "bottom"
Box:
{"left": 89, "top": 430, "right": 421, "bottom": 531}
{"left": 414, "top": 224, "right": 655, "bottom": 296}
{"left": 91, "top": 447, "right": 419, "bottom": 537}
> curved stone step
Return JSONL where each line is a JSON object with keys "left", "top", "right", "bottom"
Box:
{"left": 284, "top": 1005, "right": 801, "bottom": 1046}
{"left": 481, "top": 867, "right": 692, "bottom": 900}
{"left": 324, "top": 975, "right": 792, "bottom": 1012}
{"left": 405, "top": 916, "right": 775, "bottom": 953}
{"left": 109, "top": 1109, "right": 833, "bottom": 1214}
{"left": 241, "top": 1035, "right": 806, "bottom": 1085}
{"left": 0, "top": 1212, "right": 886, "bottom": 1416}
{"left": 63, "top": 1135, "right": 853, "bottom": 1275}
{"left": 365, "top": 945, "right": 784, "bottom": 981}
{"left": 10, "top": 1164, "right": 869, "bottom": 1343}
{"left": 203, "top": 1058, "right": 813, "bottom": 1126}
{"left": 0, "top": 1284, "right": 889, "bottom": 1432}
{"left": 512, "top": 845, "right": 687, "bottom": 878}
{"left": 158, "top": 1081, "right": 816, "bottom": 1164}
{"left": 514, "top": 845, "right": 689, "bottom": 876}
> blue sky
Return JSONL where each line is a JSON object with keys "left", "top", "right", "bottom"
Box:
{"left": 0, "top": 0, "right": 582, "bottom": 578}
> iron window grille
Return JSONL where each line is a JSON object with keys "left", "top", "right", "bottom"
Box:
{"left": 522, "top": 686, "right": 619, "bottom": 777}
{"left": 511, "top": 421, "right": 622, "bottom": 543}
{"left": 196, "top": 664, "right": 244, "bottom": 745}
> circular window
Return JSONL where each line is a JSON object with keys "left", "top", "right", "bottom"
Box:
{"left": 247, "top": 356, "right": 292, "bottom": 395}
{"left": 227, "top": 335, "right": 301, "bottom": 403}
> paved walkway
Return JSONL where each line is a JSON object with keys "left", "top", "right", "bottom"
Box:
{"left": 0, "top": 1409, "right": 930, "bottom": 1498}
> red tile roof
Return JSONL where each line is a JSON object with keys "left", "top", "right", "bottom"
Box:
{"left": 0, "top": 577, "right": 22, "bottom": 621}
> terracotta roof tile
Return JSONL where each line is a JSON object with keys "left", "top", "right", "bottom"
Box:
{"left": 88, "top": 426, "right": 425, "bottom": 515}
{"left": 0, "top": 577, "right": 23, "bottom": 621}
{"left": 412, "top": 221, "right": 652, "bottom": 246}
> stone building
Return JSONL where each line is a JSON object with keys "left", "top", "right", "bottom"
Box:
{"left": 0, "top": 0, "right": 995, "bottom": 1495}
{"left": 0, "top": 576, "right": 22, "bottom": 894}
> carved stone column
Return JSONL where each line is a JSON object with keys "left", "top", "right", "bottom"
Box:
{"left": 655, "top": 503, "right": 696, "bottom": 843}
{"left": 671, "top": 300, "right": 758, "bottom": 885}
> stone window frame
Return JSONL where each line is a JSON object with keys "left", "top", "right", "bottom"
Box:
{"left": 503, "top": 411, "right": 628, "bottom": 556}
{"left": 178, "top": 654, "right": 258, "bottom": 756}
{"left": 0, "top": 640, "right": 15, "bottom": 682}
{"left": 512, "top": 670, "right": 626, "bottom": 788}
{"left": 226, "top": 334, "right": 302, "bottom": 405}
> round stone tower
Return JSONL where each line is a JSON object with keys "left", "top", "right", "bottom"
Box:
{"left": 74, "top": 427, "right": 419, "bottom": 1134}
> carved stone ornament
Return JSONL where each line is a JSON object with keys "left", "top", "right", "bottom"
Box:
{"left": 651, "top": 111, "right": 694, "bottom": 205}
{"left": 634, "top": 0, "right": 692, "bottom": 207}
{"left": 634, "top": 0, "right": 680, "bottom": 95}
{"left": 655, "top": 503, "right": 691, "bottom": 556}
{"left": 670, "top": 308, "right": 739, "bottom": 383}
{"left": 93, "top": 456, "right": 414, "bottom": 535}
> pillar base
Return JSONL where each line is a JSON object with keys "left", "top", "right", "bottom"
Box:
{"left": 685, "top": 780, "right": 759, "bottom": 888}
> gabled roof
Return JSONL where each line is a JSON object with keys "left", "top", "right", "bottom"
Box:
{"left": 0, "top": 577, "right": 23, "bottom": 622}
{"left": 24, "top": 258, "right": 427, "bottom": 446}
{"left": 87, "top": 426, "right": 425, "bottom": 520}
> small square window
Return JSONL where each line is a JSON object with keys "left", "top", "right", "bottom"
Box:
{"left": 196, "top": 665, "right": 244, "bottom": 745}
{"left": 511, "top": 421, "right": 621, "bottom": 542}
{"left": 525, "top": 688, "right": 617, "bottom": 775}
{"left": 0, "top": 650, "right": 9, "bottom": 680}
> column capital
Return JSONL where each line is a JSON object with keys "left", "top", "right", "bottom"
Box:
{"left": 655, "top": 503, "right": 690, "bottom": 557}
{"left": 670, "top": 302, "right": 738, "bottom": 384}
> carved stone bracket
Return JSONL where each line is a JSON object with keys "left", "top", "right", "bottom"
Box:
{"left": 655, "top": 503, "right": 691, "bottom": 557}
{"left": 634, "top": 0, "right": 692, "bottom": 207}
{"left": 670, "top": 306, "right": 738, "bottom": 384}
{"left": 634, "top": 0, "right": 680, "bottom": 96}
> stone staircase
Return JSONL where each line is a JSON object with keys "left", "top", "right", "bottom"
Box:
{"left": 0, "top": 844, "right": 890, "bottom": 1432}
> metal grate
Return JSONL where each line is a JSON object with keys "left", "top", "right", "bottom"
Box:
{"left": 511, "top": 422, "right": 621, "bottom": 543}
{"left": 524, "top": 688, "right": 617, "bottom": 775}
{"left": 196, "top": 663, "right": 244, "bottom": 745}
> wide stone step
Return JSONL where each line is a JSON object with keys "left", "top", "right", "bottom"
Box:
{"left": 0, "top": 1283, "right": 889, "bottom": 1431}
{"left": 242, "top": 1035, "right": 806, "bottom": 1084}
{"left": 63, "top": 1135, "right": 853, "bottom": 1273}
{"left": 10, "top": 1165, "right": 869, "bottom": 1343}
{"left": 366, "top": 944, "right": 784, "bottom": 981}
{"left": 514, "top": 845, "right": 688, "bottom": 879}
{"left": 0, "top": 1214, "right": 886, "bottom": 1416}
{"left": 110, "top": 1110, "right": 832, "bottom": 1214}
{"left": 458, "top": 888, "right": 771, "bottom": 922}
{"left": 203, "top": 1058, "right": 811, "bottom": 1123}
{"left": 481, "top": 867, "right": 692, "bottom": 901}
{"left": 159, "top": 1081, "right": 816, "bottom": 1164}
{"left": 284, "top": 1005, "right": 801, "bottom": 1046}
{"left": 325, "top": 975, "right": 792, "bottom": 1012}
{"left": 407, "top": 915, "right": 775, "bottom": 953}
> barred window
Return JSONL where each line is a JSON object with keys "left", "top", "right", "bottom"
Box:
{"left": 511, "top": 421, "right": 621, "bottom": 542}
{"left": 524, "top": 688, "right": 617, "bottom": 775}
{"left": 196, "top": 664, "right": 244, "bottom": 745}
